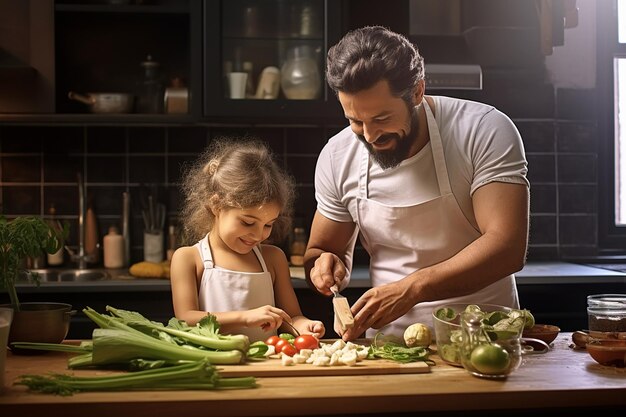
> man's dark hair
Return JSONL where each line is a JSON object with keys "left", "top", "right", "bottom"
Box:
{"left": 326, "top": 26, "right": 424, "bottom": 104}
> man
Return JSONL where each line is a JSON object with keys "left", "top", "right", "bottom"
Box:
{"left": 304, "top": 26, "right": 529, "bottom": 341}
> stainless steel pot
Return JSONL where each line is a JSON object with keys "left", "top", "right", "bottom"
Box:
{"left": 68, "top": 91, "right": 134, "bottom": 113}
{"left": 1, "top": 302, "right": 75, "bottom": 353}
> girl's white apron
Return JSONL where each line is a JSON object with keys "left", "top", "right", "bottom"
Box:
{"left": 196, "top": 235, "right": 276, "bottom": 341}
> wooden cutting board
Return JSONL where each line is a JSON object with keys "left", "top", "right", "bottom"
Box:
{"left": 218, "top": 358, "right": 430, "bottom": 377}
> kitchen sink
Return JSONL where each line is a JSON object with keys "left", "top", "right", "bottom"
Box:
{"left": 18, "top": 268, "right": 110, "bottom": 282}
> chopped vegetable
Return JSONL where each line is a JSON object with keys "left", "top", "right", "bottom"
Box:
{"left": 16, "top": 358, "right": 256, "bottom": 396}
{"left": 247, "top": 341, "right": 269, "bottom": 359}
{"left": 368, "top": 333, "right": 434, "bottom": 364}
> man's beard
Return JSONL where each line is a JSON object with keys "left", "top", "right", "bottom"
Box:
{"left": 357, "top": 105, "right": 420, "bottom": 170}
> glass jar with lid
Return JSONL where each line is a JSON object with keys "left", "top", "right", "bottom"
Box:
{"left": 587, "top": 294, "right": 626, "bottom": 332}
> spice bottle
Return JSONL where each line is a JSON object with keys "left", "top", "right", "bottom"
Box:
{"left": 289, "top": 227, "right": 307, "bottom": 266}
{"left": 166, "top": 224, "right": 178, "bottom": 262}
{"left": 103, "top": 225, "right": 124, "bottom": 269}
{"left": 46, "top": 204, "right": 64, "bottom": 266}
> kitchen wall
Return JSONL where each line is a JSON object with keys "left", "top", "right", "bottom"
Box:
{"left": 0, "top": 80, "right": 597, "bottom": 266}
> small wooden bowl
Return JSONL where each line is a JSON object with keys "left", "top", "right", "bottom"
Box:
{"left": 522, "top": 324, "right": 560, "bottom": 344}
{"left": 586, "top": 339, "right": 626, "bottom": 367}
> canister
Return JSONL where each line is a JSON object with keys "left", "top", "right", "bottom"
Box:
{"left": 164, "top": 77, "right": 188, "bottom": 114}
{"left": 587, "top": 294, "right": 626, "bottom": 332}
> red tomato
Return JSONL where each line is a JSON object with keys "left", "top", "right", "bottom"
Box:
{"left": 294, "top": 335, "right": 319, "bottom": 352}
{"left": 265, "top": 335, "right": 281, "bottom": 346}
{"left": 274, "top": 338, "right": 291, "bottom": 353}
{"left": 281, "top": 343, "right": 297, "bottom": 357}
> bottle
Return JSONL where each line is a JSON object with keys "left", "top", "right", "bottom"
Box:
{"left": 103, "top": 225, "right": 125, "bottom": 269}
{"left": 289, "top": 227, "right": 307, "bottom": 266}
{"left": 46, "top": 204, "right": 64, "bottom": 266}
{"left": 85, "top": 204, "right": 99, "bottom": 263}
{"left": 167, "top": 224, "right": 178, "bottom": 262}
{"left": 136, "top": 54, "right": 164, "bottom": 113}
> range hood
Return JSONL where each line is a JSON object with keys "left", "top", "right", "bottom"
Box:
{"left": 410, "top": 0, "right": 482, "bottom": 90}
{"left": 424, "top": 63, "right": 482, "bottom": 90}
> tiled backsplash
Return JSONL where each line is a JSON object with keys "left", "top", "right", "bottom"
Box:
{"left": 0, "top": 87, "right": 598, "bottom": 266}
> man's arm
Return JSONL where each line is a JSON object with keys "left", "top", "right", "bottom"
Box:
{"left": 304, "top": 210, "right": 357, "bottom": 296}
{"left": 342, "top": 181, "right": 529, "bottom": 339}
{"left": 414, "top": 181, "right": 529, "bottom": 301}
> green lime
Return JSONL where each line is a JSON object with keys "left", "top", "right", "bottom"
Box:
{"left": 470, "top": 344, "right": 511, "bottom": 375}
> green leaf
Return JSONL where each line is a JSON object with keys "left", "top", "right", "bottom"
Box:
{"left": 0, "top": 216, "right": 67, "bottom": 310}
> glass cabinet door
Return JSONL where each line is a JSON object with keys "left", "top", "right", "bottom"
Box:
{"left": 204, "top": 0, "right": 343, "bottom": 121}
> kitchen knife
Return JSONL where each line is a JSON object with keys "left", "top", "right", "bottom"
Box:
{"left": 331, "top": 284, "right": 354, "bottom": 331}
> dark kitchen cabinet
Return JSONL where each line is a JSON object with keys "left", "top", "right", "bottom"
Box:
{"left": 0, "top": 0, "right": 202, "bottom": 122}
{"left": 1, "top": 0, "right": 346, "bottom": 124}
{"left": 203, "top": 0, "right": 344, "bottom": 123}
{"left": 53, "top": 0, "right": 202, "bottom": 122}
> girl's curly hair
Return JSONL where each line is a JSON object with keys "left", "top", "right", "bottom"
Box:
{"left": 178, "top": 137, "right": 295, "bottom": 246}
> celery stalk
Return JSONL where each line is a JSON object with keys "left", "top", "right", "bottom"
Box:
{"left": 88, "top": 328, "right": 244, "bottom": 366}
{"left": 105, "top": 306, "right": 250, "bottom": 352}
{"left": 17, "top": 358, "right": 256, "bottom": 396}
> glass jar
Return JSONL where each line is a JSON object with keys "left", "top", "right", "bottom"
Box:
{"left": 289, "top": 227, "right": 307, "bottom": 266}
{"left": 136, "top": 54, "right": 164, "bottom": 113}
{"left": 280, "top": 45, "right": 321, "bottom": 100}
{"left": 587, "top": 294, "right": 626, "bottom": 332}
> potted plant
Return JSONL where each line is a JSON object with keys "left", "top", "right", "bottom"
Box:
{"left": 0, "top": 216, "right": 73, "bottom": 349}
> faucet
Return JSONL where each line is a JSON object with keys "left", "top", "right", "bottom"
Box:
{"left": 69, "top": 172, "right": 95, "bottom": 269}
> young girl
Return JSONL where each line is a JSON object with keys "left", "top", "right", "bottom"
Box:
{"left": 170, "top": 138, "right": 325, "bottom": 342}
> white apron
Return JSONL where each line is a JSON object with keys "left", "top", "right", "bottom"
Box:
{"left": 355, "top": 99, "right": 519, "bottom": 338}
{"left": 196, "top": 235, "right": 276, "bottom": 342}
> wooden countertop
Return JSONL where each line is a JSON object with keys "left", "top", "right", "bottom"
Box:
{"left": 1, "top": 333, "right": 625, "bottom": 416}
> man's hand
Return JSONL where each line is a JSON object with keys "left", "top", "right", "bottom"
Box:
{"left": 340, "top": 279, "right": 417, "bottom": 341}
{"left": 309, "top": 252, "right": 347, "bottom": 296}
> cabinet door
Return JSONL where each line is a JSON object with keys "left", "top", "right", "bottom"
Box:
{"left": 0, "top": 0, "right": 55, "bottom": 114}
{"left": 204, "top": 0, "right": 344, "bottom": 122}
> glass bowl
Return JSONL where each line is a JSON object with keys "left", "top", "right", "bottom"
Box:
{"left": 432, "top": 303, "right": 515, "bottom": 367}
{"left": 458, "top": 310, "right": 525, "bottom": 379}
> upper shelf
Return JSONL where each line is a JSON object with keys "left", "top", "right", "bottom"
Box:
{"left": 55, "top": 3, "right": 189, "bottom": 14}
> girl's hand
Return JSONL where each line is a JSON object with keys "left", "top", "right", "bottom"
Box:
{"left": 242, "top": 305, "right": 292, "bottom": 331}
{"left": 300, "top": 320, "right": 325, "bottom": 339}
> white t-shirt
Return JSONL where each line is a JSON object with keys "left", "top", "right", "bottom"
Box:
{"left": 315, "top": 96, "right": 529, "bottom": 231}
